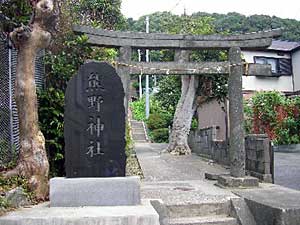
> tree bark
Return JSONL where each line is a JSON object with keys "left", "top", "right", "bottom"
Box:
{"left": 166, "top": 75, "right": 199, "bottom": 155}
{"left": 3, "top": 0, "right": 57, "bottom": 200}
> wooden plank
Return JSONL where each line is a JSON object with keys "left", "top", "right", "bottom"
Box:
{"left": 73, "top": 25, "right": 282, "bottom": 50}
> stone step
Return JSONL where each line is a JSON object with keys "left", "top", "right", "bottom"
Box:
{"left": 169, "top": 215, "right": 238, "bottom": 225}
{"left": 132, "top": 131, "right": 146, "bottom": 135}
{"left": 135, "top": 140, "right": 148, "bottom": 143}
{"left": 132, "top": 127, "right": 144, "bottom": 131}
{"left": 132, "top": 128, "right": 145, "bottom": 132}
{"left": 169, "top": 216, "right": 238, "bottom": 225}
{"left": 131, "top": 122, "right": 143, "bottom": 125}
{"left": 167, "top": 201, "right": 231, "bottom": 218}
{"left": 133, "top": 134, "right": 147, "bottom": 140}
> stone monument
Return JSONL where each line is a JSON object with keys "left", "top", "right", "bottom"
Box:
{"left": 50, "top": 62, "right": 140, "bottom": 207}
{"left": 64, "top": 61, "right": 126, "bottom": 178}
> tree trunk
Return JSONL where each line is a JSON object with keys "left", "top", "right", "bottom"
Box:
{"left": 166, "top": 75, "right": 199, "bottom": 155}
{"left": 4, "top": 0, "right": 57, "bottom": 200}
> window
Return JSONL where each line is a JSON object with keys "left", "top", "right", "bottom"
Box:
{"left": 254, "top": 56, "right": 292, "bottom": 76}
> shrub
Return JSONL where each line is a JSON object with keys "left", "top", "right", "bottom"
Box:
{"left": 150, "top": 128, "right": 169, "bottom": 143}
{"left": 245, "top": 91, "right": 300, "bottom": 145}
{"left": 130, "top": 98, "right": 146, "bottom": 121}
{"left": 146, "top": 113, "right": 169, "bottom": 130}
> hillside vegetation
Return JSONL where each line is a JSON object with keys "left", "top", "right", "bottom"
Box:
{"left": 127, "top": 11, "right": 300, "bottom": 41}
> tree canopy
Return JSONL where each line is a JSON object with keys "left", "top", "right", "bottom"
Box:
{"left": 127, "top": 11, "right": 300, "bottom": 41}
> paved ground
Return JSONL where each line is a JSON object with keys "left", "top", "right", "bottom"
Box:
{"left": 274, "top": 151, "right": 300, "bottom": 191}
{"left": 135, "top": 143, "right": 237, "bottom": 205}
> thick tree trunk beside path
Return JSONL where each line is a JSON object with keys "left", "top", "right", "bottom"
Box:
{"left": 166, "top": 75, "right": 199, "bottom": 155}
{"left": 3, "top": 0, "right": 57, "bottom": 200}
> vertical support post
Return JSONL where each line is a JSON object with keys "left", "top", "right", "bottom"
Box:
{"left": 145, "top": 16, "right": 150, "bottom": 119}
{"left": 118, "top": 46, "right": 132, "bottom": 115}
{"left": 8, "top": 40, "right": 14, "bottom": 156}
{"left": 228, "top": 47, "right": 245, "bottom": 178}
{"left": 138, "top": 49, "right": 143, "bottom": 99}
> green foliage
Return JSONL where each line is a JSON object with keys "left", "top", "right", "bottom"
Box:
{"left": 38, "top": 88, "right": 65, "bottom": 177}
{"left": 128, "top": 11, "right": 300, "bottom": 41}
{"left": 154, "top": 76, "right": 181, "bottom": 114}
{"left": 0, "top": 0, "right": 31, "bottom": 26}
{"left": 0, "top": 175, "right": 35, "bottom": 202}
{"left": 192, "top": 12, "right": 300, "bottom": 41}
{"left": 191, "top": 118, "right": 198, "bottom": 131}
{"left": 251, "top": 91, "right": 285, "bottom": 125}
{"left": 146, "top": 113, "right": 171, "bottom": 130}
{"left": 245, "top": 91, "right": 300, "bottom": 145}
{"left": 150, "top": 128, "right": 169, "bottom": 143}
{"left": 130, "top": 98, "right": 146, "bottom": 121}
{"left": 125, "top": 122, "right": 133, "bottom": 157}
{"left": 69, "top": 0, "right": 126, "bottom": 29}
{"left": 244, "top": 99, "right": 254, "bottom": 134}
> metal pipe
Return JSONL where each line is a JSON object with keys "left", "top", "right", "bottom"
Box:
{"left": 145, "top": 16, "right": 150, "bottom": 119}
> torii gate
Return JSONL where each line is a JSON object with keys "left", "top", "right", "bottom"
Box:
{"left": 73, "top": 25, "right": 281, "bottom": 184}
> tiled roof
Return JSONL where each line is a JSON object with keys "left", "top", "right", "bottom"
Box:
{"left": 268, "top": 40, "right": 300, "bottom": 51}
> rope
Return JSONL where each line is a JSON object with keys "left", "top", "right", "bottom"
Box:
{"left": 112, "top": 61, "right": 250, "bottom": 75}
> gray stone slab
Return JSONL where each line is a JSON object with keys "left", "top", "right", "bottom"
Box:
{"left": 218, "top": 175, "right": 259, "bottom": 188}
{"left": 230, "top": 198, "right": 257, "bottom": 225}
{"left": 50, "top": 177, "right": 141, "bottom": 207}
{"left": 234, "top": 184, "right": 300, "bottom": 225}
{"left": 0, "top": 200, "right": 159, "bottom": 225}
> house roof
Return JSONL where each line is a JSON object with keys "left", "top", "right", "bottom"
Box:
{"left": 268, "top": 40, "right": 300, "bottom": 52}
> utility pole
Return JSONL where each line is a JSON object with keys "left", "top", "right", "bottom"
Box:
{"left": 145, "top": 16, "right": 150, "bottom": 119}
{"left": 138, "top": 49, "right": 142, "bottom": 99}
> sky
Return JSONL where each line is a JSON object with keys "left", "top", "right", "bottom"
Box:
{"left": 121, "top": 0, "right": 300, "bottom": 21}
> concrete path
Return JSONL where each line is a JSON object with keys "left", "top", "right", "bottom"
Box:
{"left": 135, "top": 143, "right": 236, "bottom": 205}
{"left": 274, "top": 151, "right": 300, "bottom": 191}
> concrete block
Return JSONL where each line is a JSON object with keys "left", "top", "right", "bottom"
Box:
{"left": 234, "top": 185, "right": 300, "bottom": 225}
{"left": 205, "top": 172, "right": 229, "bottom": 181}
{"left": 50, "top": 176, "right": 141, "bottom": 207}
{"left": 230, "top": 198, "right": 257, "bottom": 225}
{"left": 0, "top": 200, "right": 159, "bottom": 225}
{"left": 218, "top": 175, "right": 259, "bottom": 188}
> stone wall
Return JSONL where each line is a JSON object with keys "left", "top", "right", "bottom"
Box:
{"left": 245, "top": 134, "right": 273, "bottom": 183}
{"left": 188, "top": 128, "right": 273, "bottom": 182}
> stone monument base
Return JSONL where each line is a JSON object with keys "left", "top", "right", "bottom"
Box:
{"left": 50, "top": 176, "right": 140, "bottom": 207}
{"left": 217, "top": 175, "right": 259, "bottom": 188}
{"left": 0, "top": 200, "right": 159, "bottom": 225}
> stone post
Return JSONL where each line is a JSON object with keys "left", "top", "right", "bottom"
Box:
{"left": 228, "top": 47, "right": 246, "bottom": 177}
{"left": 174, "top": 49, "right": 189, "bottom": 63}
{"left": 117, "top": 46, "right": 132, "bottom": 114}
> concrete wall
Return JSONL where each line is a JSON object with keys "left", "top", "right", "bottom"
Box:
{"left": 292, "top": 50, "right": 300, "bottom": 91}
{"left": 197, "top": 100, "right": 227, "bottom": 141}
{"left": 188, "top": 129, "right": 273, "bottom": 182}
{"left": 242, "top": 51, "right": 293, "bottom": 92}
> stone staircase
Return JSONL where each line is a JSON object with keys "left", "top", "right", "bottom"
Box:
{"left": 166, "top": 200, "right": 238, "bottom": 225}
{"left": 131, "top": 120, "right": 148, "bottom": 143}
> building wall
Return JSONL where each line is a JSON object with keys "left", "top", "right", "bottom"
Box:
{"left": 242, "top": 51, "right": 294, "bottom": 92}
{"left": 197, "top": 100, "right": 227, "bottom": 141}
{"left": 292, "top": 50, "right": 300, "bottom": 92}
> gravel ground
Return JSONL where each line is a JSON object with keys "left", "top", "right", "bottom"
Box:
{"left": 126, "top": 154, "right": 144, "bottom": 179}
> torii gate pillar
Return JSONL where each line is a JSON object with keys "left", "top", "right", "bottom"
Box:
{"left": 228, "top": 47, "right": 246, "bottom": 177}
{"left": 218, "top": 47, "right": 259, "bottom": 187}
